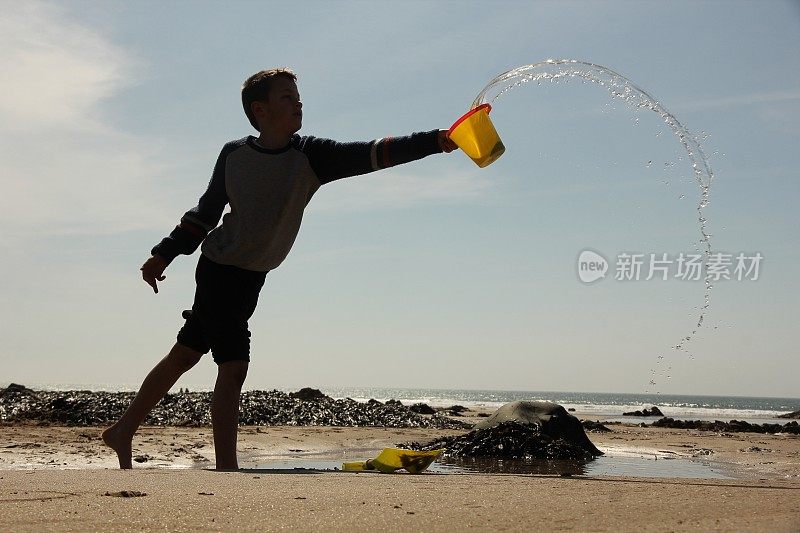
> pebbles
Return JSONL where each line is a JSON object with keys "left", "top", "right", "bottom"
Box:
{"left": 0, "top": 386, "right": 469, "bottom": 430}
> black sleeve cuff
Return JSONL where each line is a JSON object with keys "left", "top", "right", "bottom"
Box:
{"left": 151, "top": 225, "right": 204, "bottom": 264}
{"left": 151, "top": 238, "right": 180, "bottom": 265}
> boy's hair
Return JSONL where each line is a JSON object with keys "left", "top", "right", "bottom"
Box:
{"left": 241, "top": 68, "right": 298, "bottom": 131}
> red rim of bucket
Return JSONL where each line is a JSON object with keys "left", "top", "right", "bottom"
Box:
{"left": 447, "top": 103, "right": 492, "bottom": 137}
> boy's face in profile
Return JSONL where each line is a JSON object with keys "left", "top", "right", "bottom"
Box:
{"left": 256, "top": 77, "right": 303, "bottom": 135}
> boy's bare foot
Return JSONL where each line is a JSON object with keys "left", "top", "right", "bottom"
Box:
{"left": 101, "top": 425, "right": 133, "bottom": 469}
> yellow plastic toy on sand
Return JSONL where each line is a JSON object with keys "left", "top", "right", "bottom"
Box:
{"left": 342, "top": 448, "right": 445, "bottom": 474}
{"left": 447, "top": 103, "right": 505, "bottom": 168}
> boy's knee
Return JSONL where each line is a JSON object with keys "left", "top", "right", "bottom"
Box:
{"left": 169, "top": 343, "right": 203, "bottom": 370}
{"left": 218, "top": 360, "right": 248, "bottom": 387}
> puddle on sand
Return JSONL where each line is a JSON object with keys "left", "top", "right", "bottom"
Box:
{"left": 435, "top": 453, "right": 730, "bottom": 479}
{"left": 249, "top": 451, "right": 730, "bottom": 480}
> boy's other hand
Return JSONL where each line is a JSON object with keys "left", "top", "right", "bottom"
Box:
{"left": 141, "top": 255, "right": 168, "bottom": 294}
{"left": 438, "top": 130, "right": 458, "bottom": 153}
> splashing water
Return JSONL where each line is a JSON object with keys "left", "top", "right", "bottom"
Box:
{"left": 472, "top": 59, "right": 715, "bottom": 389}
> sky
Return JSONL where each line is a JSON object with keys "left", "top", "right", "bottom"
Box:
{"left": 1, "top": 0, "right": 798, "bottom": 397}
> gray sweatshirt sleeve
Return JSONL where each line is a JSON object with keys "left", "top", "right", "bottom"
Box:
{"left": 150, "top": 140, "right": 241, "bottom": 264}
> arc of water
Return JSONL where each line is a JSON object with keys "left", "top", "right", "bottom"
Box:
{"left": 471, "top": 59, "right": 716, "bottom": 371}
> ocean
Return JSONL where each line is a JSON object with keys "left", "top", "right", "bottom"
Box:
{"left": 321, "top": 387, "right": 798, "bottom": 425}
{"left": 15, "top": 383, "right": 798, "bottom": 426}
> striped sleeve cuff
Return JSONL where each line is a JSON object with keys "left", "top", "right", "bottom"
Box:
{"left": 182, "top": 214, "right": 216, "bottom": 233}
{"left": 370, "top": 137, "right": 393, "bottom": 171}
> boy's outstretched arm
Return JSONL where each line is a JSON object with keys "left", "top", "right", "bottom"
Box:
{"left": 298, "top": 129, "right": 457, "bottom": 185}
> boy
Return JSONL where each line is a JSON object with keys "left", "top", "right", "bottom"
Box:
{"left": 102, "top": 68, "right": 458, "bottom": 470}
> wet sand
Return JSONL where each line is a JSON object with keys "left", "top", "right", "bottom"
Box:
{"left": 1, "top": 423, "right": 798, "bottom": 531}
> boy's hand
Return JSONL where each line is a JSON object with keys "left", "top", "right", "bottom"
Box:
{"left": 438, "top": 130, "right": 458, "bottom": 153}
{"left": 141, "top": 255, "right": 168, "bottom": 294}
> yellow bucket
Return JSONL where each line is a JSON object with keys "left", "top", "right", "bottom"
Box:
{"left": 342, "top": 448, "right": 445, "bottom": 474}
{"left": 447, "top": 103, "right": 505, "bottom": 168}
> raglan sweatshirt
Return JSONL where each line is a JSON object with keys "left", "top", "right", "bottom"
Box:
{"left": 152, "top": 130, "right": 443, "bottom": 272}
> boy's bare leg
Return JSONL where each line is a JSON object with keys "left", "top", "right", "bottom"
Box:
{"left": 102, "top": 343, "right": 203, "bottom": 469}
{"left": 211, "top": 360, "right": 248, "bottom": 470}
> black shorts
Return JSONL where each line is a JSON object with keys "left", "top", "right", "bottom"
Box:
{"left": 177, "top": 254, "right": 267, "bottom": 364}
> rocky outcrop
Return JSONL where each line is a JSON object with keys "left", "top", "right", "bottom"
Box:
{"left": 652, "top": 417, "right": 799, "bottom": 435}
{"left": 288, "top": 388, "right": 329, "bottom": 401}
{"left": 582, "top": 420, "right": 612, "bottom": 432}
{"left": 409, "top": 403, "right": 436, "bottom": 415}
{"left": 0, "top": 383, "right": 36, "bottom": 398}
{"left": 623, "top": 406, "right": 664, "bottom": 417}
{"left": 777, "top": 410, "right": 800, "bottom": 419}
{"left": 0, "top": 388, "right": 469, "bottom": 429}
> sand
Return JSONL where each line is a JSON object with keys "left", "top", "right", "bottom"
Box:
{"left": 1, "top": 422, "right": 798, "bottom": 531}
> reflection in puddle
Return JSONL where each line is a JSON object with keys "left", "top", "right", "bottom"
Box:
{"left": 250, "top": 451, "right": 730, "bottom": 479}
{"left": 436, "top": 453, "right": 730, "bottom": 479}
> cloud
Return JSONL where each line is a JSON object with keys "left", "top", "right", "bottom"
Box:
{"left": 0, "top": 2, "right": 173, "bottom": 244}
{"left": 0, "top": 3, "right": 131, "bottom": 132}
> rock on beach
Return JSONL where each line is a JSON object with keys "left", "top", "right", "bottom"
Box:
{"left": 652, "top": 417, "right": 800, "bottom": 435}
{"left": 623, "top": 406, "right": 664, "bottom": 417}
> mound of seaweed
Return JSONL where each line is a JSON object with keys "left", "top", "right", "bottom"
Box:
{"left": 402, "top": 421, "right": 600, "bottom": 460}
